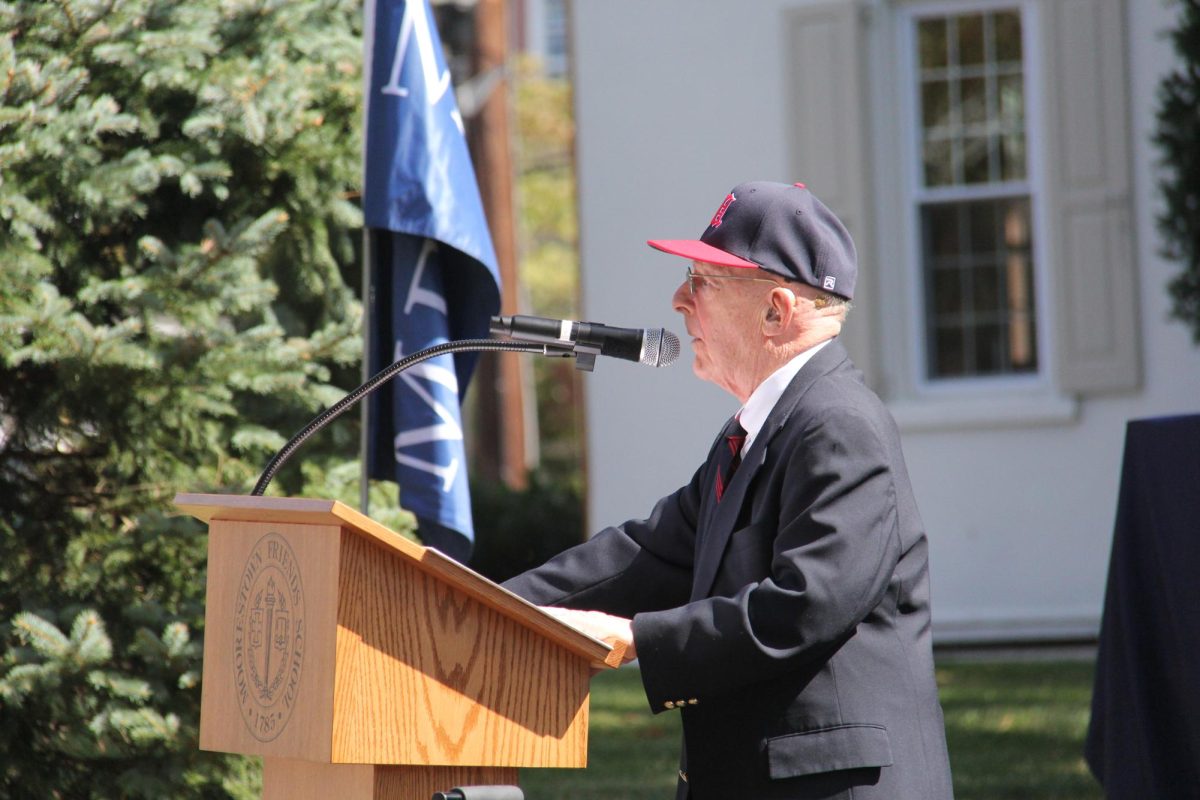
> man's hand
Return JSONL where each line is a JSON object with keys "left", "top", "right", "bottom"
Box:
{"left": 539, "top": 606, "right": 637, "bottom": 663}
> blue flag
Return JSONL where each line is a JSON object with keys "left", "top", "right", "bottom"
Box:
{"left": 363, "top": 0, "right": 501, "bottom": 562}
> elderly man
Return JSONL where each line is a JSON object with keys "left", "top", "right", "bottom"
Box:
{"left": 503, "top": 181, "right": 954, "bottom": 799}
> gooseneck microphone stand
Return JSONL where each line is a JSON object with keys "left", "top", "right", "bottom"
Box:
{"left": 251, "top": 338, "right": 571, "bottom": 497}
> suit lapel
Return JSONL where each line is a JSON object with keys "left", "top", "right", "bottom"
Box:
{"left": 689, "top": 340, "right": 850, "bottom": 602}
{"left": 690, "top": 434, "right": 767, "bottom": 601}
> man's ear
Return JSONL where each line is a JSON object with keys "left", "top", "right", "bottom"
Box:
{"left": 762, "top": 287, "right": 795, "bottom": 335}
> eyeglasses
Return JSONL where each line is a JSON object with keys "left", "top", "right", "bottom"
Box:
{"left": 685, "top": 266, "right": 780, "bottom": 296}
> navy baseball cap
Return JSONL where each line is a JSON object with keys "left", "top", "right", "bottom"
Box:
{"left": 648, "top": 181, "right": 857, "bottom": 300}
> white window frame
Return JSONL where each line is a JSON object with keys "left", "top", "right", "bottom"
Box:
{"left": 896, "top": 0, "right": 1056, "bottom": 400}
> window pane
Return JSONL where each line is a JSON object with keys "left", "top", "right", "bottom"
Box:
{"left": 967, "top": 201, "right": 997, "bottom": 250}
{"left": 919, "top": 18, "right": 949, "bottom": 69}
{"left": 958, "top": 15, "right": 985, "bottom": 65}
{"left": 1000, "top": 134, "right": 1026, "bottom": 180}
{"left": 932, "top": 268, "right": 964, "bottom": 314}
{"left": 922, "top": 80, "right": 951, "bottom": 129}
{"left": 1003, "top": 197, "right": 1032, "bottom": 247}
{"left": 961, "top": 77, "right": 988, "bottom": 126}
{"left": 931, "top": 326, "right": 967, "bottom": 377}
{"left": 993, "top": 11, "right": 1023, "bottom": 62}
{"left": 998, "top": 74, "right": 1025, "bottom": 124}
{"left": 927, "top": 204, "right": 961, "bottom": 256}
{"left": 924, "top": 139, "right": 954, "bottom": 186}
{"left": 973, "top": 263, "right": 1001, "bottom": 314}
{"left": 546, "top": 0, "right": 568, "bottom": 75}
{"left": 963, "top": 136, "right": 991, "bottom": 183}
{"left": 974, "top": 324, "right": 1005, "bottom": 373}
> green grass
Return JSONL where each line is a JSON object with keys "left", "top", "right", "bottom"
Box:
{"left": 938, "top": 660, "right": 1103, "bottom": 800}
{"left": 519, "top": 668, "right": 682, "bottom": 800}
{"left": 518, "top": 660, "right": 1103, "bottom": 800}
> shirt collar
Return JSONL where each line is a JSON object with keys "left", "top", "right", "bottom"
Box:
{"left": 737, "top": 339, "right": 831, "bottom": 452}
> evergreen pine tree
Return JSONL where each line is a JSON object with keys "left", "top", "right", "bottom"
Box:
{"left": 1157, "top": 0, "right": 1200, "bottom": 342}
{"left": 0, "top": 1, "right": 406, "bottom": 795}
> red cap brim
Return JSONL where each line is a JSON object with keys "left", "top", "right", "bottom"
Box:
{"left": 647, "top": 239, "right": 760, "bottom": 269}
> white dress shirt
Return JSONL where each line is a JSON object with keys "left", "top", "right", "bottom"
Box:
{"left": 736, "top": 339, "right": 831, "bottom": 455}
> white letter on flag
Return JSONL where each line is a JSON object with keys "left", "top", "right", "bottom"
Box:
{"left": 391, "top": 340, "right": 463, "bottom": 493}
{"left": 380, "top": 0, "right": 451, "bottom": 105}
{"left": 390, "top": 237, "right": 462, "bottom": 493}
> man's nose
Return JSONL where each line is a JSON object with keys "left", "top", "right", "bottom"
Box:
{"left": 672, "top": 281, "right": 692, "bottom": 314}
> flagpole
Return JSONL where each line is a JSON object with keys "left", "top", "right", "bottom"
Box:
{"left": 360, "top": 229, "right": 374, "bottom": 514}
{"left": 360, "top": 0, "right": 378, "bottom": 515}
{"left": 470, "top": 0, "right": 531, "bottom": 490}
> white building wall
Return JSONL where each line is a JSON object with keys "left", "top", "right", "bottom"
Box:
{"left": 569, "top": 0, "right": 1200, "bottom": 642}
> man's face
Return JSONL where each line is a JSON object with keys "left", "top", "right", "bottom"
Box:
{"left": 671, "top": 261, "right": 774, "bottom": 399}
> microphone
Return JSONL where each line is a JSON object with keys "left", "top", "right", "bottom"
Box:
{"left": 490, "top": 315, "right": 681, "bottom": 368}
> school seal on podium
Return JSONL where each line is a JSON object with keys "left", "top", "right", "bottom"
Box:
{"left": 231, "top": 532, "right": 306, "bottom": 742}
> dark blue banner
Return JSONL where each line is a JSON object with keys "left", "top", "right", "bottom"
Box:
{"left": 364, "top": 0, "right": 501, "bottom": 561}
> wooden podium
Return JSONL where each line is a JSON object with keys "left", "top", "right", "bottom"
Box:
{"left": 175, "top": 493, "right": 623, "bottom": 800}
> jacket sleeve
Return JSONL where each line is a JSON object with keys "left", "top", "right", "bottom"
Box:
{"left": 633, "top": 404, "right": 904, "bottom": 710}
{"left": 501, "top": 461, "right": 707, "bottom": 619}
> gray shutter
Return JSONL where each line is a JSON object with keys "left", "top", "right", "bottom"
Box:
{"left": 1041, "top": 0, "right": 1140, "bottom": 393}
{"left": 784, "top": 1, "right": 878, "bottom": 388}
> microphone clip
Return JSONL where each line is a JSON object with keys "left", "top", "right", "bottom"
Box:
{"left": 533, "top": 341, "right": 596, "bottom": 371}
{"left": 573, "top": 351, "right": 597, "bottom": 372}
{"left": 565, "top": 344, "right": 598, "bottom": 372}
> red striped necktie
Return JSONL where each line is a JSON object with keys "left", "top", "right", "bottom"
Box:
{"left": 714, "top": 416, "right": 748, "bottom": 502}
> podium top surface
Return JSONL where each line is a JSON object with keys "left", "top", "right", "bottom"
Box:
{"left": 174, "top": 493, "right": 624, "bottom": 669}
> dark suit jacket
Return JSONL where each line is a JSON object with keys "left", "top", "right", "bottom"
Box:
{"left": 503, "top": 340, "right": 954, "bottom": 799}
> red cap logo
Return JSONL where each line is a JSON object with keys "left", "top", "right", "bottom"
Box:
{"left": 709, "top": 192, "right": 736, "bottom": 229}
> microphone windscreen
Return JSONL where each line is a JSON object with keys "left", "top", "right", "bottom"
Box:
{"left": 643, "top": 329, "right": 681, "bottom": 367}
